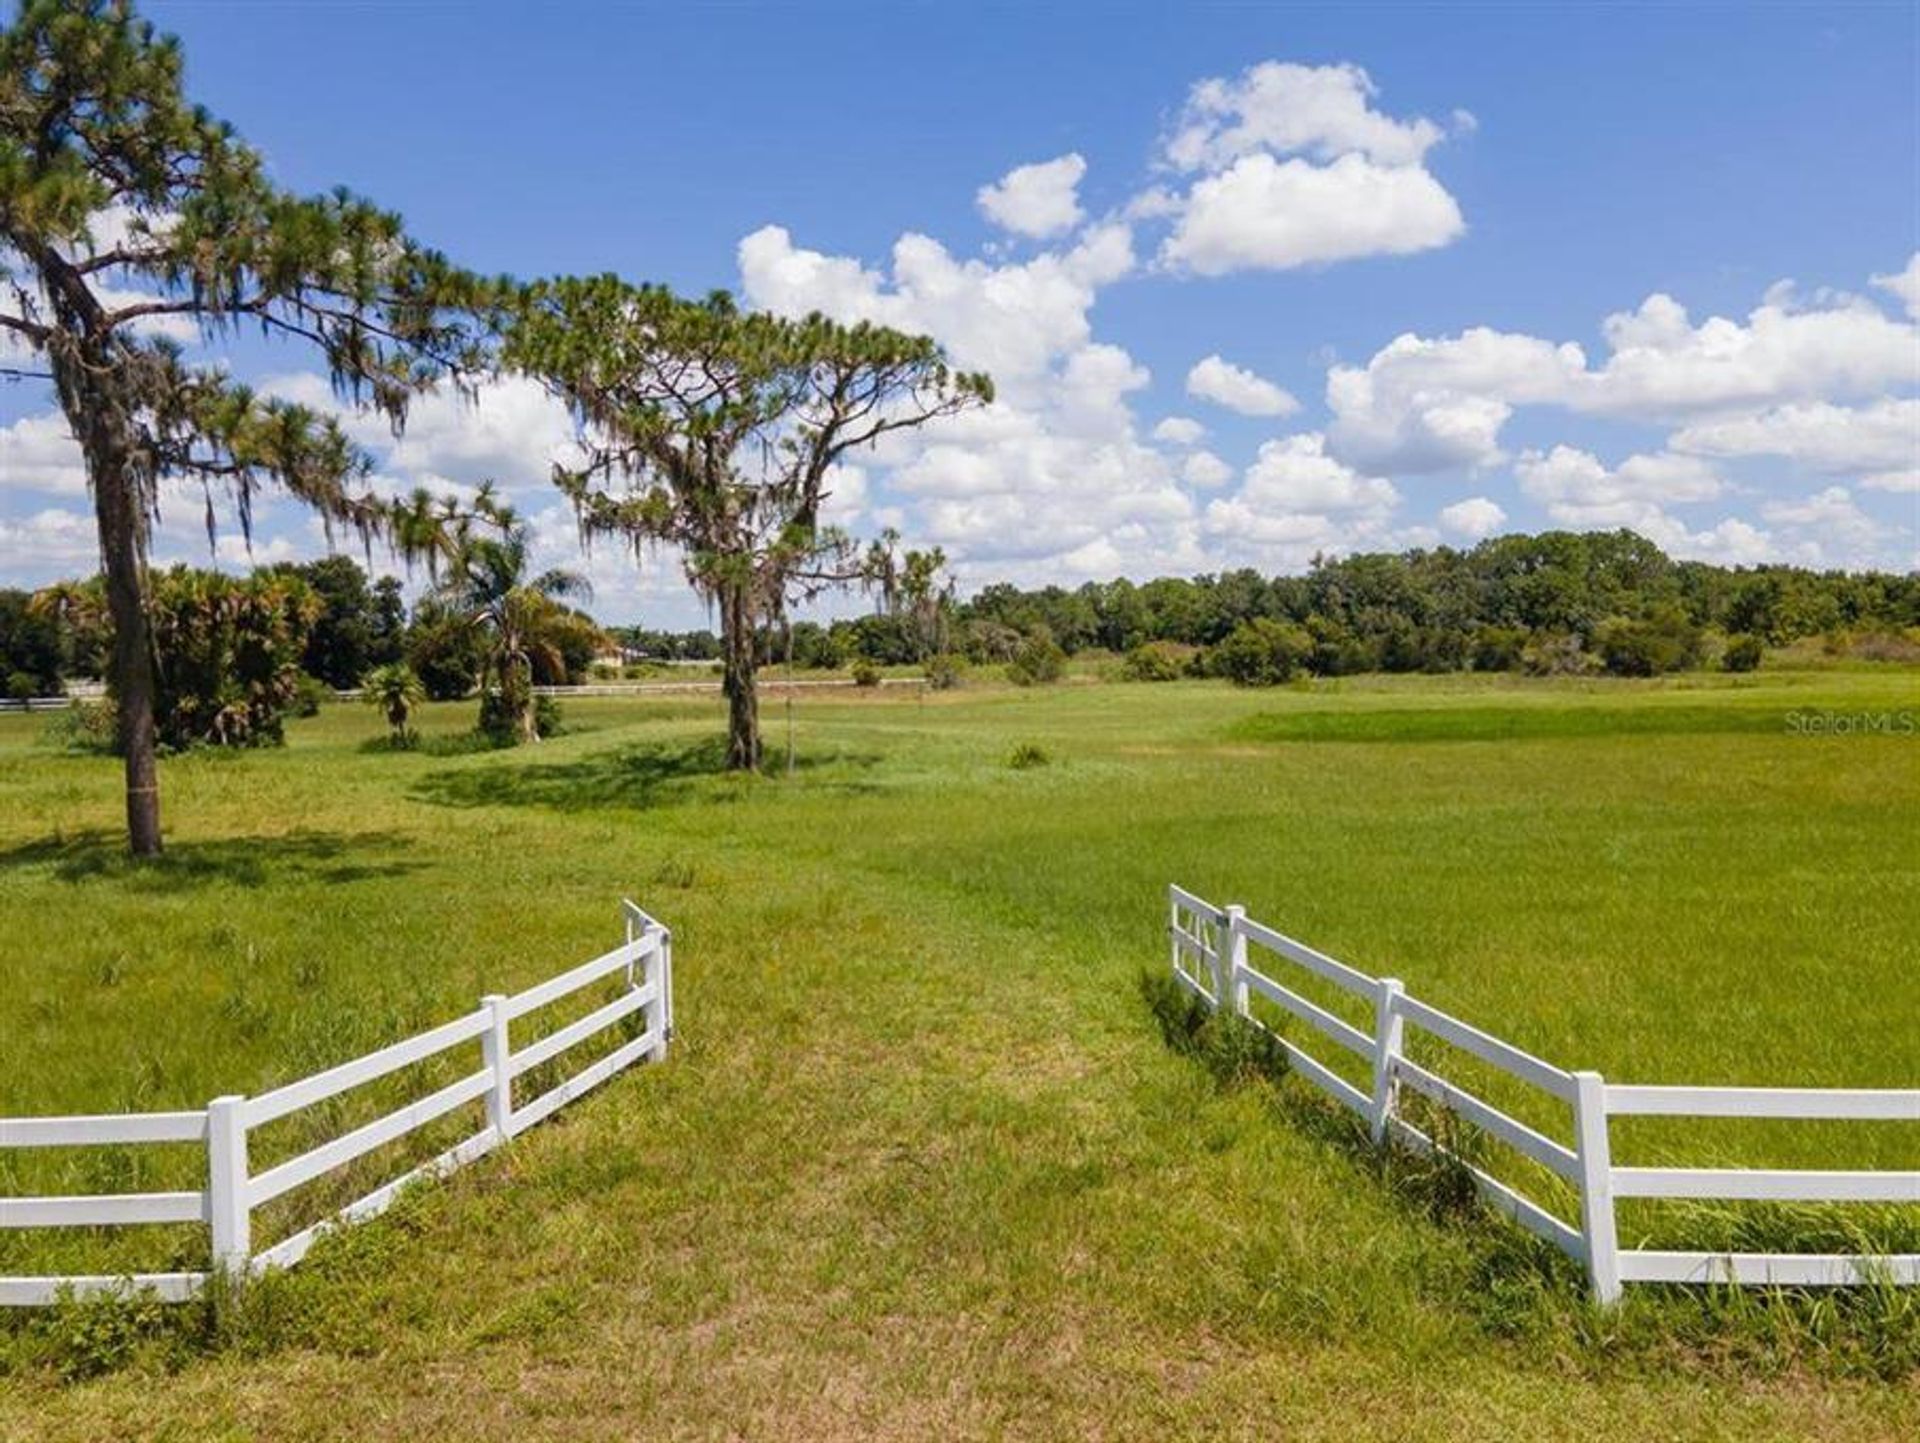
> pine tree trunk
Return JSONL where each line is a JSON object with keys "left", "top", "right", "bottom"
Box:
{"left": 42, "top": 262, "right": 162, "bottom": 856}
{"left": 44, "top": 276, "right": 164, "bottom": 857}
{"left": 720, "top": 584, "right": 761, "bottom": 771}
{"left": 87, "top": 424, "right": 164, "bottom": 858}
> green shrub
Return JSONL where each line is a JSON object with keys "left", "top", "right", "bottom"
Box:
{"left": 1825, "top": 628, "right": 1920, "bottom": 664}
{"left": 850, "top": 659, "right": 882, "bottom": 688}
{"left": 1520, "top": 632, "right": 1594, "bottom": 677}
{"left": 1005, "top": 631, "right": 1066, "bottom": 686}
{"left": 1208, "top": 618, "right": 1312, "bottom": 687}
{"left": 1594, "top": 607, "right": 1704, "bottom": 677}
{"left": 1469, "top": 626, "right": 1528, "bottom": 673}
{"left": 29, "top": 1287, "right": 190, "bottom": 1382}
{"left": 1721, "top": 633, "right": 1764, "bottom": 673}
{"left": 41, "top": 697, "right": 118, "bottom": 753}
{"left": 22, "top": 569, "right": 318, "bottom": 750}
{"left": 289, "top": 672, "right": 327, "bottom": 718}
{"left": 478, "top": 689, "right": 560, "bottom": 744}
{"left": 362, "top": 662, "right": 425, "bottom": 745}
{"left": 1006, "top": 742, "right": 1050, "bottom": 769}
{"left": 1121, "top": 641, "right": 1186, "bottom": 682}
{"left": 1305, "top": 616, "right": 1375, "bottom": 677}
{"left": 145, "top": 568, "right": 320, "bottom": 747}
{"left": 0, "top": 586, "right": 73, "bottom": 697}
{"left": 161, "top": 572, "right": 314, "bottom": 746}
{"left": 405, "top": 599, "right": 481, "bottom": 700}
{"left": 924, "top": 653, "right": 963, "bottom": 690}
{"left": 961, "top": 618, "right": 1023, "bottom": 664}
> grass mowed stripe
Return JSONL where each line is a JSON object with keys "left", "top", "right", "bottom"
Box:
{"left": 1, "top": 672, "right": 1916, "bottom": 1439}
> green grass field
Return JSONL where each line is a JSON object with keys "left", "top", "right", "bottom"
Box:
{"left": 1, "top": 668, "right": 1917, "bottom": 1440}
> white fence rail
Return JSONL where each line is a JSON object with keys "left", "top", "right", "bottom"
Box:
{"left": 0, "top": 901, "right": 673, "bottom": 1306}
{"left": 0, "top": 696, "right": 76, "bottom": 712}
{"left": 1168, "top": 885, "right": 1919, "bottom": 1301}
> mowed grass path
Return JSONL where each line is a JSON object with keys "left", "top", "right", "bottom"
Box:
{"left": 1, "top": 670, "right": 1916, "bottom": 1440}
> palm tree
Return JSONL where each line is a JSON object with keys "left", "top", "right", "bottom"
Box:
{"left": 434, "top": 488, "right": 591, "bottom": 745}
{"left": 363, "top": 663, "right": 425, "bottom": 746}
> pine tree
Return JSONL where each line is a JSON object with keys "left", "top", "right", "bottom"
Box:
{"left": 0, "top": 0, "right": 503, "bottom": 852}
{"left": 505, "top": 280, "right": 990, "bottom": 770}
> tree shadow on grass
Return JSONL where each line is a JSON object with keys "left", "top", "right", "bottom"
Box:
{"left": 411, "top": 735, "right": 885, "bottom": 814}
{"left": 0, "top": 829, "right": 425, "bottom": 890}
{"left": 357, "top": 722, "right": 614, "bottom": 759}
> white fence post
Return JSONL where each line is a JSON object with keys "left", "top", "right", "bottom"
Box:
{"left": 660, "top": 926, "right": 675, "bottom": 1048}
{"left": 206, "top": 1095, "right": 251, "bottom": 1279}
{"left": 1572, "top": 1070, "right": 1621, "bottom": 1304}
{"left": 1167, "top": 893, "right": 1181, "bottom": 982}
{"left": 481, "top": 993, "right": 514, "bottom": 1140}
{"left": 1221, "top": 906, "right": 1247, "bottom": 1017}
{"left": 644, "top": 936, "right": 668, "bottom": 1063}
{"left": 1370, "top": 978, "right": 1406, "bottom": 1145}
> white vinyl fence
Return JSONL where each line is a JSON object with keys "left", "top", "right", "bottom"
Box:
{"left": 1168, "top": 885, "right": 1919, "bottom": 1301}
{"left": 0, "top": 697, "right": 75, "bottom": 713}
{"left": 0, "top": 901, "right": 672, "bottom": 1306}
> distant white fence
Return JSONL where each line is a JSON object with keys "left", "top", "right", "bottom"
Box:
{"left": 0, "top": 901, "right": 672, "bottom": 1306}
{"left": 318, "top": 677, "right": 930, "bottom": 703}
{"left": 530, "top": 677, "right": 927, "bottom": 697}
{"left": 0, "top": 696, "right": 75, "bottom": 712}
{"left": 1167, "top": 885, "right": 1919, "bottom": 1302}
{"left": 0, "top": 682, "right": 102, "bottom": 712}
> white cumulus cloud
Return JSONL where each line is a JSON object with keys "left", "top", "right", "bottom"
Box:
{"left": 740, "top": 221, "right": 1132, "bottom": 394}
{"left": 1240, "top": 432, "right": 1399, "bottom": 512}
{"left": 1438, "top": 496, "right": 1507, "bottom": 539}
{"left": 1326, "top": 271, "right": 1920, "bottom": 475}
{"left": 1584, "top": 288, "right": 1918, "bottom": 421}
{"left": 1328, "top": 328, "right": 1586, "bottom": 473}
{"left": 1162, "top": 60, "right": 1446, "bottom": 170}
{"left": 1507, "top": 445, "right": 1845, "bottom": 566}
{"left": 1150, "top": 59, "right": 1467, "bottom": 276}
{"left": 977, "top": 153, "right": 1088, "bottom": 239}
{"left": 1199, "top": 431, "right": 1407, "bottom": 570}
{"left": 1757, "top": 486, "right": 1886, "bottom": 564}
{"left": 0, "top": 506, "right": 99, "bottom": 579}
{"left": 1181, "top": 451, "right": 1234, "bottom": 488}
{"left": 1670, "top": 398, "right": 1920, "bottom": 475}
{"left": 1186, "top": 354, "right": 1299, "bottom": 417}
{"left": 262, "top": 371, "right": 581, "bottom": 500}
{"left": 0, "top": 412, "right": 87, "bottom": 496}
{"left": 1162, "top": 152, "right": 1465, "bottom": 276}
{"left": 1515, "top": 446, "right": 1725, "bottom": 529}
{"left": 736, "top": 220, "right": 1198, "bottom": 583}
{"left": 1872, "top": 253, "right": 1920, "bottom": 320}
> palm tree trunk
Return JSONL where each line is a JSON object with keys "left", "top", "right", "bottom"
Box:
{"left": 518, "top": 666, "right": 538, "bottom": 745}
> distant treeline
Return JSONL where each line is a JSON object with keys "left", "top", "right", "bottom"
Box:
{"left": 943, "top": 529, "right": 1920, "bottom": 679}
{"left": 634, "top": 529, "right": 1918, "bottom": 681}
{"left": 5, "top": 529, "right": 1916, "bottom": 701}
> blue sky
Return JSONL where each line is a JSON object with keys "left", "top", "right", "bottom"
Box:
{"left": 2, "top": 1, "right": 1916, "bottom": 624}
